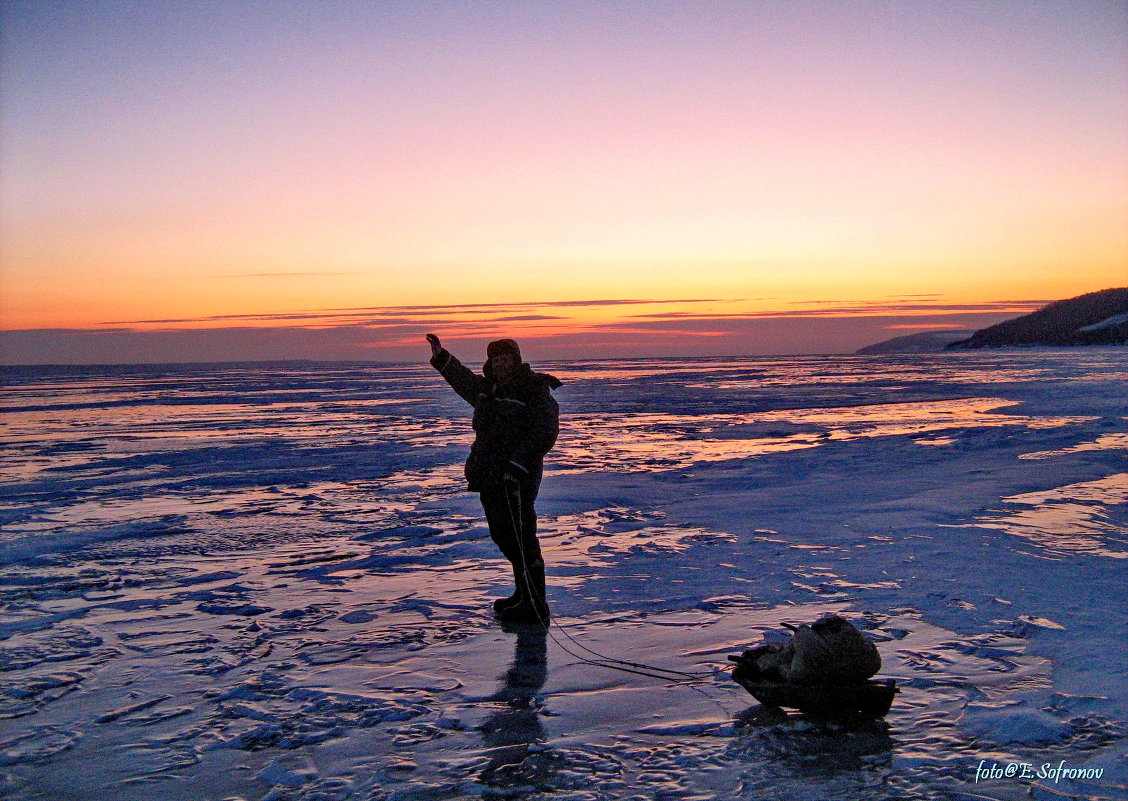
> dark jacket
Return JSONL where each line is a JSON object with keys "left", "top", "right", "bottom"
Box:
{"left": 430, "top": 348, "right": 561, "bottom": 492}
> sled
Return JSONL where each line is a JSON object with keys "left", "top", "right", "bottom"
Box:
{"left": 734, "top": 676, "right": 898, "bottom": 717}
{"left": 728, "top": 614, "right": 897, "bottom": 718}
{"left": 729, "top": 652, "right": 898, "bottom": 717}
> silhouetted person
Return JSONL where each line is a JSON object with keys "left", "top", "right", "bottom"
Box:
{"left": 426, "top": 334, "right": 561, "bottom": 625}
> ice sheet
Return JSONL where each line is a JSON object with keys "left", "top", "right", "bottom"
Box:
{"left": 1, "top": 350, "right": 1126, "bottom": 800}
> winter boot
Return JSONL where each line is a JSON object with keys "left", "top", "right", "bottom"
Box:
{"left": 492, "top": 592, "right": 521, "bottom": 613}
{"left": 492, "top": 563, "right": 527, "bottom": 613}
{"left": 497, "top": 559, "right": 550, "bottom": 626}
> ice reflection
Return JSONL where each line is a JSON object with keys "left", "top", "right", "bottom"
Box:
{"left": 978, "top": 474, "right": 1128, "bottom": 559}
{"left": 546, "top": 354, "right": 1067, "bottom": 387}
{"left": 914, "top": 437, "right": 954, "bottom": 446}
{"left": 477, "top": 626, "right": 551, "bottom": 792}
{"left": 1020, "top": 433, "right": 1128, "bottom": 460}
{"left": 1, "top": 400, "right": 462, "bottom": 486}
{"left": 551, "top": 518, "right": 736, "bottom": 565}
{"left": 553, "top": 398, "right": 1087, "bottom": 475}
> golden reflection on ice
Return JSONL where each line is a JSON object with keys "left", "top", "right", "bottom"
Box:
{"left": 1019, "top": 433, "right": 1128, "bottom": 460}
{"left": 914, "top": 437, "right": 955, "bottom": 446}
{"left": 553, "top": 398, "right": 1090, "bottom": 475}
{"left": 977, "top": 474, "right": 1128, "bottom": 559}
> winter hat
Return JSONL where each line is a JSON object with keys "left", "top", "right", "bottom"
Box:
{"left": 486, "top": 339, "right": 521, "bottom": 361}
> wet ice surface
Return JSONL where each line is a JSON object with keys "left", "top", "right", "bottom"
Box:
{"left": 1, "top": 351, "right": 1127, "bottom": 800}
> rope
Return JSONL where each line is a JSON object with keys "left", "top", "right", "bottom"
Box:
{"left": 499, "top": 476, "right": 718, "bottom": 685}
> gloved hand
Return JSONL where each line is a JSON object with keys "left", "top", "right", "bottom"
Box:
{"left": 425, "top": 333, "right": 442, "bottom": 357}
{"left": 486, "top": 456, "right": 524, "bottom": 488}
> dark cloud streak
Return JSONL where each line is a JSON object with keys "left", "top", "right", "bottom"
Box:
{"left": 629, "top": 301, "right": 1047, "bottom": 320}
{"left": 218, "top": 272, "right": 364, "bottom": 279}
{"left": 104, "top": 298, "right": 727, "bottom": 327}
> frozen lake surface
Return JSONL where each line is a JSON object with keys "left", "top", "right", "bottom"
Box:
{"left": 1, "top": 351, "right": 1126, "bottom": 800}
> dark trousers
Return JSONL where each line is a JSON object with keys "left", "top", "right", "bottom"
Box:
{"left": 479, "top": 479, "right": 543, "bottom": 570}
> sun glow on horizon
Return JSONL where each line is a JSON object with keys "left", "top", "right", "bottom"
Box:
{"left": 1, "top": 2, "right": 1126, "bottom": 361}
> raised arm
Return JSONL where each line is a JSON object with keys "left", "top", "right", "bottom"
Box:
{"left": 426, "top": 333, "right": 483, "bottom": 406}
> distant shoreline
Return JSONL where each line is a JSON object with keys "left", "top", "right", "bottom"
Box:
{"left": 3, "top": 346, "right": 1126, "bottom": 373}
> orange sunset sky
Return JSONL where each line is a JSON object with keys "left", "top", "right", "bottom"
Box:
{"left": 1, "top": 2, "right": 1126, "bottom": 363}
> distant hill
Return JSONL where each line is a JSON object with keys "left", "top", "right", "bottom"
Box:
{"left": 948, "top": 288, "right": 1128, "bottom": 349}
{"left": 856, "top": 329, "right": 975, "bottom": 355}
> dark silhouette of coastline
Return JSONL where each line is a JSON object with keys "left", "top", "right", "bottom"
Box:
{"left": 948, "top": 288, "right": 1128, "bottom": 349}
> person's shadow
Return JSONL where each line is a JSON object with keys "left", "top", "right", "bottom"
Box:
{"left": 477, "top": 624, "right": 550, "bottom": 789}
